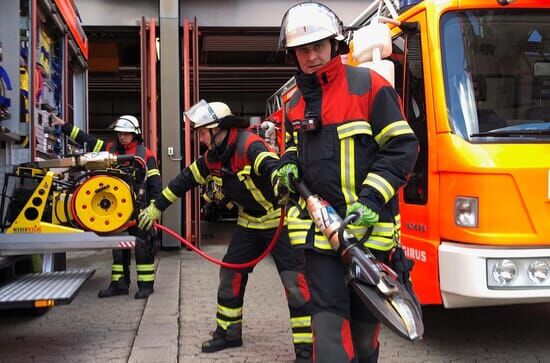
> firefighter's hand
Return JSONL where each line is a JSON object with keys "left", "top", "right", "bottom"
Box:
{"left": 275, "top": 163, "right": 299, "bottom": 193}
{"left": 346, "top": 202, "right": 379, "bottom": 227}
{"left": 50, "top": 114, "right": 65, "bottom": 126}
{"left": 138, "top": 202, "right": 161, "bottom": 231}
{"left": 273, "top": 176, "right": 290, "bottom": 205}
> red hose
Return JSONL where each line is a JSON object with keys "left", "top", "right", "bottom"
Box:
{"left": 125, "top": 207, "right": 286, "bottom": 269}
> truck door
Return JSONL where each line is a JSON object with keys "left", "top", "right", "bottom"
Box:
{"left": 394, "top": 12, "right": 441, "bottom": 305}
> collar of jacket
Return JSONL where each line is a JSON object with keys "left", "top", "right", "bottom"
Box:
{"left": 296, "top": 56, "right": 343, "bottom": 89}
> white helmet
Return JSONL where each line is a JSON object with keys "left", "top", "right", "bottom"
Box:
{"left": 279, "top": 2, "right": 346, "bottom": 49}
{"left": 109, "top": 115, "right": 141, "bottom": 135}
{"left": 184, "top": 100, "right": 249, "bottom": 129}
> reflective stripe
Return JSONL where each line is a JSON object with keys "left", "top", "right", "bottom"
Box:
{"left": 340, "top": 135, "right": 356, "bottom": 206}
{"left": 92, "top": 139, "right": 104, "bottom": 152}
{"left": 291, "top": 316, "right": 311, "bottom": 328}
{"left": 237, "top": 166, "right": 273, "bottom": 211}
{"left": 292, "top": 332, "right": 313, "bottom": 344}
{"left": 147, "top": 168, "right": 160, "bottom": 177}
{"left": 237, "top": 208, "right": 282, "bottom": 229}
{"left": 190, "top": 162, "right": 206, "bottom": 184}
{"left": 286, "top": 146, "right": 297, "bottom": 153}
{"left": 136, "top": 264, "right": 155, "bottom": 271}
{"left": 162, "top": 187, "right": 178, "bottom": 203}
{"left": 363, "top": 173, "right": 394, "bottom": 203}
{"left": 137, "top": 274, "right": 155, "bottom": 282}
{"left": 112, "top": 264, "right": 124, "bottom": 272}
{"left": 371, "top": 223, "right": 394, "bottom": 237}
{"left": 70, "top": 126, "right": 79, "bottom": 139}
{"left": 216, "top": 318, "right": 242, "bottom": 330}
{"left": 212, "top": 176, "right": 223, "bottom": 186}
{"left": 336, "top": 120, "right": 372, "bottom": 139}
{"left": 313, "top": 232, "right": 333, "bottom": 251}
{"left": 254, "top": 151, "right": 278, "bottom": 175}
{"left": 217, "top": 304, "right": 243, "bottom": 318}
{"left": 111, "top": 274, "right": 123, "bottom": 281}
{"left": 271, "top": 169, "right": 278, "bottom": 185}
{"left": 374, "top": 120, "right": 414, "bottom": 147}
{"left": 285, "top": 131, "right": 292, "bottom": 144}
{"left": 363, "top": 235, "right": 395, "bottom": 251}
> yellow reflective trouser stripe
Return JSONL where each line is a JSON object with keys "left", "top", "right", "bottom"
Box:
{"left": 291, "top": 316, "right": 311, "bottom": 328}
{"left": 93, "top": 139, "right": 104, "bottom": 152}
{"left": 137, "top": 274, "right": 155, "bottom": 282}
{"left": 112, "top": 274, "right": 122, "bottom": 281}
{"left": 216, "top": 318, "right": 242, "bottom": 330}
{"left": 363, "top": 173, "right": 394, "bottom": 204}
{"left": 162, "top": 187, "right": 178, "bottom": 203}
{"left": 254, "top": 151, "right": 278, "bottom": 175}
{"left": 217, "top": 304, "right": 243, "bottom": 318}
{"left": 371, "top": 222, "right": 394, "bottom": 237}
{"left": 111, "top": 264, "right": 124, "bottom": 281}
{"left": 112, "top": 264, "right": 124, "bottom": 272}
{"left": 190, "top": 162, "right": 206, "bottom": 184}
{"left": 147, "top": 168, "right": 160, "bottom": 177}
{"left": 375, "top": 120, "right": 414, "bottom": 147}
{"left": 336, "top": 120, "right": 372, "bottom": 139}
{"left": 70, "top": 126, "right": 80, "bottom": 140}
{"left": 136, "top": 264, "right": 155, "bottom": 271}
{"left": 340, "top": 135, "right": 356, "bottom": 206}
{"left": 292, "top": 332, "right": 313, "bottom": 344}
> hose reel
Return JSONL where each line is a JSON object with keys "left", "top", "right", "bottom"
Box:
{"left": 70, "top": 174, "right": 134, "bottom": 233}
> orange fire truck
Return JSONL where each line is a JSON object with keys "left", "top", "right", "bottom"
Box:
{"left": 266, "top": 0, "right": 550, "bottom": 308}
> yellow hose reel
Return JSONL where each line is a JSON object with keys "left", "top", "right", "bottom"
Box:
{"left": 71, "top": 174, "right": 134, "bottom": 233}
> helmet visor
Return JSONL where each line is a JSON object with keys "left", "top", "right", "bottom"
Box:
{"left": 279, "top": 2, "right": 343, "bottom": 49}
{"left": 184, "top": 99, "right": 219, "bottom": 128}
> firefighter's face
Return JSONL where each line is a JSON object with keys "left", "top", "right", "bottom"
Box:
{"left": 198, "top": 128, "right": 215, "bottom": 149}
{"left": 117, "top": 132, "right": 135, "bottom": 145}
{"left": 294, "top": 38, "right": 332, "bottom": 74}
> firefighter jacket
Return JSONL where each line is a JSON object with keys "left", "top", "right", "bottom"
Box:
{"left": 154, "top": 128, "right": 281, "bottom": 230}
{"left": 281, "top": 56, "right": 419, "bottom": 253}
{"left": 61, "top": 124, "right": 162, "bottom": 204}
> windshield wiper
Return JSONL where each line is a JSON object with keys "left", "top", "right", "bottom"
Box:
{"left": 470, "top": 129, "right": 550, "bottom": 137}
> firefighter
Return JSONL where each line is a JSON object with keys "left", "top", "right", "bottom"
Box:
{"left": 52, "top": 115, "right": 161, "bottom": 299}
{"left": 275, "top": 3, "right": 419, "bottom": 363}
{"left": 138, "top": 100, "right": 313, "bottom": 362}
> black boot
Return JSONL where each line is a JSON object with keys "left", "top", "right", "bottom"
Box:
{"left": 98, "top": 279, "right": 129, "bottom": 298}
{"left": 201, "top": 325, "right": 243, "bottom": 353}
{"left": 135, "top": 281, "right": 154, "bottom": 299}
{"left": 295, "top": 344, "right": 313, "bottom": 363}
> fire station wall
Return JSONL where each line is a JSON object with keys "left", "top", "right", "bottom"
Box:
{"left": 78, "top": 0, "right": 367, "bottom": 26}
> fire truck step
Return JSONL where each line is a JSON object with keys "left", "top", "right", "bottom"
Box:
{"left": 0, "top": 269, "right": 95, "bottom": 309}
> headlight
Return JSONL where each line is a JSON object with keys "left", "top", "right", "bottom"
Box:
{"left": 527, "top": 261, "right": 549, "bottom": 283}
{"left": 454, "top": 196, "right": 478, "bottom": 228}
{"left": 492, "top": 259, "right": 517, "bottom": 285}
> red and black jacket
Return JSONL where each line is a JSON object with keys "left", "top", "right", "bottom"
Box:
{"left": 61, "top": 124, "right": 162, "bottom": 204}
{"left": 281, "top": 56, "right": 419, "bottom": 252}
{"left": 155, "top": 128, "right": 281, "bottom": 229}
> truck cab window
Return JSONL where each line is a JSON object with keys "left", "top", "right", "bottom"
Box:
{"left": 393, "top": 31, "right": 428, "bottom": 205}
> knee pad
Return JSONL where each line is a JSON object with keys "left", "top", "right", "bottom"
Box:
{"left": 218, "top": 268, "right": 246, "bottom": 300}
{"left": 280, "top": 270, "right": 310, "bottom": 308}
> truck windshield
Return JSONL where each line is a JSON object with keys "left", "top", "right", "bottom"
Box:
{"left": 440, "top": 10, "right": 550, "bottom": 141}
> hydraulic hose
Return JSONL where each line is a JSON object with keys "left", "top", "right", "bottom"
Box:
{"left": 125, "top": 207, "right": 286, "bottom": 269}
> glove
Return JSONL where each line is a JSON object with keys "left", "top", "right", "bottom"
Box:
{"left": 346, "top": 201, "right": 379, "bottom": 227}
{"left": 274, "top": 163, "right": 299, "bottom": 193}
{"left": 138, "top": 202, "right": 161, "bottom": 231}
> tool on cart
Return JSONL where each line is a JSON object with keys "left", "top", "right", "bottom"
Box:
{"left": 291, "top": 176, "right": 424, "bottom": 341}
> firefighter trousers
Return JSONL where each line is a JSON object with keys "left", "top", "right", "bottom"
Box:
{"left": 304, "top": 249, "right": 381, "bottom": 363}
{"left": 110, "top": 226, "right": 155, "bottom": 290}
{"left": 215, "top": 225, "right": 313, "bottom": 354}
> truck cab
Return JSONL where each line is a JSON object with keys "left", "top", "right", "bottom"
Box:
{"left": 350, "top": 0, "right": 550, "bottom": 307}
